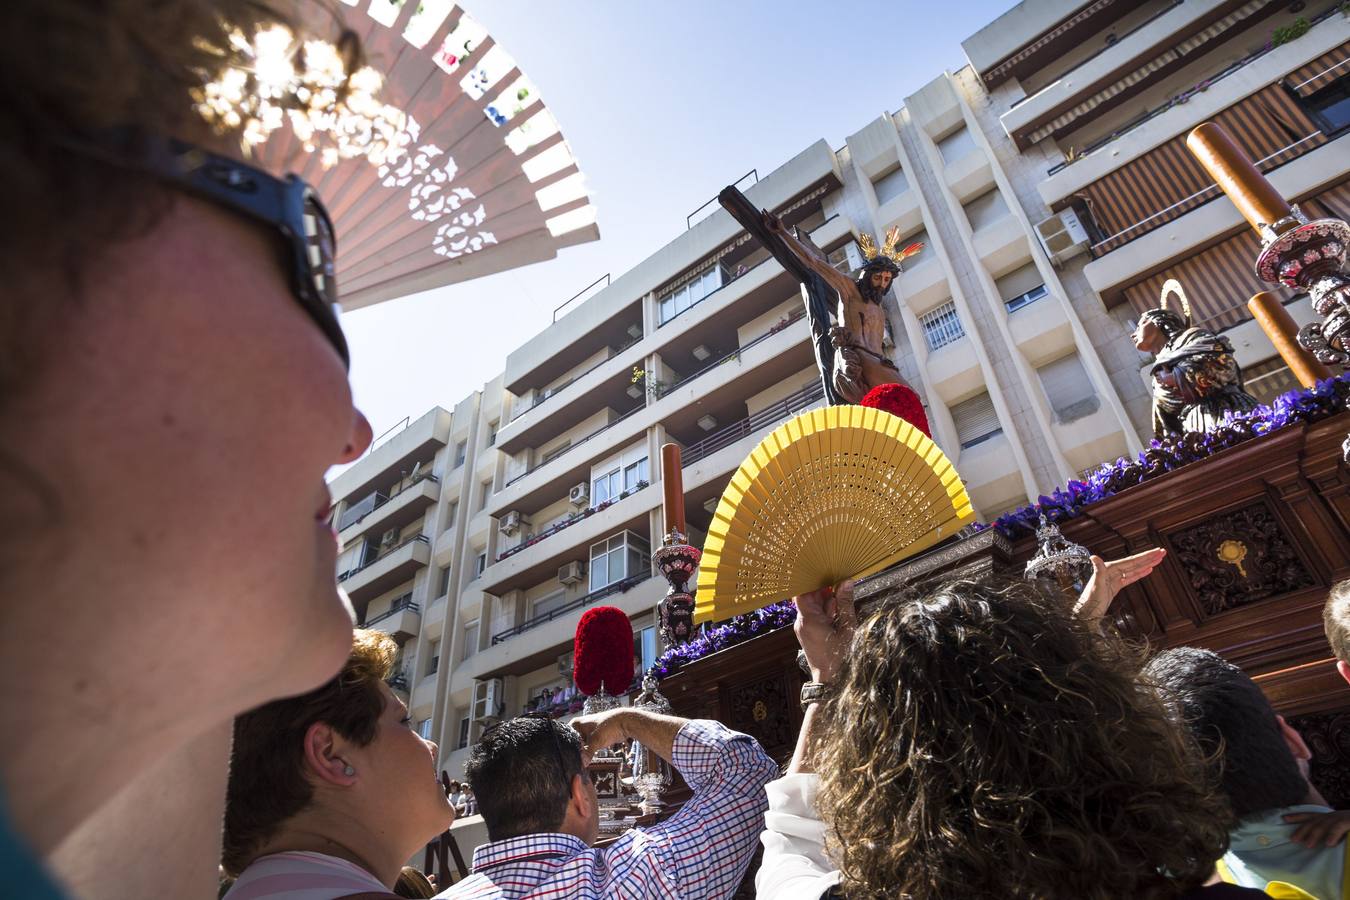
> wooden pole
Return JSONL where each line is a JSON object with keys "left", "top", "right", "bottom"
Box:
{"left": 1248, "top": 292, "right": 1334, "bottom": 387}
{"left": 1185, "top": 123, "right": 1294, "bottom": 236}
{"left": 660, "top": 443, "right": 685, "bottom": 538}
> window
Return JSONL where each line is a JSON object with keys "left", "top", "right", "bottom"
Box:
{"left": 475, "top": 552, "right": 487, "bottom": 577}
{"left": 623, "top": 457, "right": 649, "bottom": 492}
{"left": 589, "top": 531, "right": 651, "bottom": 592}
{"left": 828, "top": 241, "right": 864, "bottom": 275}
{"left": 634, "top": 625, "right": 658, "bottom": 675}
{"left": 461, "top": 620, "right": 479, "bottom": 662}
{"left": 951, "top": 392, "right": 1002, "bottom": 449}
{"left": 1005, "top": 283, "right": 1049, "bottom": 313}
{"left": 936, "top": 126, "right": 976, "bottom": 166}
{"left": 919, "top": 302, "right": 965, "bottom": 352}
{"left": 530, "top": 590, "right": 568, "bottom": 620}
{"left": 658, "top": 266, "right": 725, "bottom": 324}
{"left": 427, "top": 641, "right": 441, "bottom": 676}
{"left": 437, "top": 566, "right": 452, "bottom": 598}
{"left": 871, "top": 163, "right": 910, "bottom": 205}
{"left": 454, "top": 441, "right": 467, "bottom": 467}
{"left": 541, "top": 441, "right": 571, "bottom": 464}
{"left": 961, "top": 187, "right": 1009, "bottom": 231}
{"left": 418, "top": 718, "right": 434, "bottom": 740}
{"left": 1243, "top": 356, "right": 1301, "bottom": 406}
{"left": 1300, "top": 76, "right": 1350, "bottom": 135}
{"left": 1037, "top": 354, "right": 1099, "bottom": 423}
{"left": 592, "top": 468, "right": 621, "bottom": 506}
{"left": 486, "top": 421, "right": 498, "bottom": 447}
{"left": 457, "top": 716, "right": 471, "bottom": 750}
{"left": 479, "top": 478, "right": 492, "bottom": 512}
{"left": 996, "top": 263, "right": 1048, "bottom": 313}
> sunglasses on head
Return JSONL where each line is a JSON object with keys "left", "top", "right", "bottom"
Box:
{"left": 57, "top": 130, "right": 350, "bottom": 368}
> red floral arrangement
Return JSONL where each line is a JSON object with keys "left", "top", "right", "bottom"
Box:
{"left": 860, "top": 383, "right": 931, "bottom": 438}
{"left": 573, "top": 606, "right": 635, "bottom": 696}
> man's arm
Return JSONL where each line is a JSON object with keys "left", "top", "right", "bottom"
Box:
{"left": 763, "top": 210, "right": 856, "bottom": 297}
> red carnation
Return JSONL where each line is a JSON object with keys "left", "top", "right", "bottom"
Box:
{"left": 573, "top": 606, "right": 635, "bottom": 696}
{"left": 860, "top": 383, "right": 931, "bottom": 438}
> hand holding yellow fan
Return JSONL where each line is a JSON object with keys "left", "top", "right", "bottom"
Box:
{"left": 694, "top": 404, "right": 974, "bottom": 622}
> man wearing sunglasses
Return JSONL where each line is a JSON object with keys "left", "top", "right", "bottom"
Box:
{"left": 2, "top": 4, "right": 373, "bottom": 898}
{"left": 452, "top": 705, "right": 776, "bottom": 899}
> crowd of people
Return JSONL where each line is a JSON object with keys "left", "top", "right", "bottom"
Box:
{"left": 3, "top": 3, "right": 1349, "bottom": 899}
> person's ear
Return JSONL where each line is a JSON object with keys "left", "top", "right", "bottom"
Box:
{"left": 1276, "top": 715, "right": 1312, "bottom": 762}
{"left": 1337, "top": 659, "right": 1350, "bottom": 688}
{"left": 570, "top": 772, "right": 594, "bottom": 819}
{"left": 302, "top": 721, "right": 358, "bottom": 787}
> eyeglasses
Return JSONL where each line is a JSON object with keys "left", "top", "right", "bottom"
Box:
{"left": 56, "top": 131, "right": 349, "bottom": 368}
{"left": 483, "top": 710, "right": 578, "bottom": 788}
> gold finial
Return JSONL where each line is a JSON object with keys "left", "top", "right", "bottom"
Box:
{"left": 1159, "top": 278, "right": 1192, "bottom": 321}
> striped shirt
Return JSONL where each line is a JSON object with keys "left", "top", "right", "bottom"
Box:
{"left": 223, "top": 851, "right": 389, "bottom": 900}
{"left": 439, "top": 719, "right": 777, "bottom": 900}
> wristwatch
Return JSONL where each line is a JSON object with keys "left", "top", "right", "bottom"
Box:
{"left": 800, "top": 681, "right": 829, "bottom": 708}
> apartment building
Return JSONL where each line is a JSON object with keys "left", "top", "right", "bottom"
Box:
{"left": 329, "top": 0, "right": 1350, "bottom": 780}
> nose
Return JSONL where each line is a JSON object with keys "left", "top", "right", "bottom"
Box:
{"left": 336, "top": 409, "right": 373, "bottom": 464}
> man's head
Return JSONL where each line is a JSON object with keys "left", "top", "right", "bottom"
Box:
{"left": 1144, "top": 647, "right": 1313, "bottom": 821}
{"left": 1325, "top": 579, "right": 1350, "bottom": 686}
{"left": 467, "top": 716, "right": 597, "bottom": 844}
{"left": 856, "top": 258, "right": 900, "bottom": 303}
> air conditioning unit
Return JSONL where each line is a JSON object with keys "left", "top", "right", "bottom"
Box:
{"left": 557, "top": 651, "right": 574, "bottom": 676}
{"left": 558, "top": 560, "right": 586, "bottom": 586}
{"left": 568, "top": 482, "right": 590, "bottom": 507}
{"left": 500, "top": 510, "right": 525, "bottom": 536}
{"left": 1034, "top": 209, "right": 1090, "bottom": 267}
{"left": 472, "top": 678, "right": 503, "bottom": 723}
{"left": 378, "top": 527, "right": 400, "bottom": 548}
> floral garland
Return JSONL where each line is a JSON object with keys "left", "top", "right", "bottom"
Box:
{"left": 650, "top": 374, "right": 1349, "bottom": 680}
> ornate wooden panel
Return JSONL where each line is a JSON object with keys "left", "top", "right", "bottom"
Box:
{"left": 1164, "top": 500, "right": 1316, "bottom": 616}
{"left": 1290, "top": 708, "right": 1350, "bottom": 809}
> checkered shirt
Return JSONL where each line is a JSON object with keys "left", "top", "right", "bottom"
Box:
{"left": 438, "top": 719, "right": 777, "bottom": 900}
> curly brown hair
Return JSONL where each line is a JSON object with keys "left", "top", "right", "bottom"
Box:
{"left": 813, "top": 577, "right": 1231, "bottom": 900}
{"left": 223, "top": 628, "right": 397, "bottom": 876}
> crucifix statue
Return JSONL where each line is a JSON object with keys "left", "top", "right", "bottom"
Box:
{"left": 718, "top": 187, "right": 928, "bottom": 427}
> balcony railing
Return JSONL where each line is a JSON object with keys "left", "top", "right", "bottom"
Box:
{"left": 1046, "top": 4, "right": 1341, "bottom": 177}
{"left": 361, "top": 593, "right": 421, "bottom": 628}
{"left": 337, "top": 533, "right": 430, "bottom": 583}
{"left": 509, "top": 332, "right": 641, "bottom": 424}
{"left": 491, "top": 572, "right": 654, "bottom": 645}
{"left": 683, "top": 381, "right": 827, "bottom": 468}
{"left": 496, "top": 481, "right": 651, "bottom": 562}
{"left": 338, "top": 471, "right": 440, "bottom": 532}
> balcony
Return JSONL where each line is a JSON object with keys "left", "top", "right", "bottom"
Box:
{"left": 338, "top": 474, "right": 440, "bottom": 546}
{"left": 1008, "top": 292, "right": 1074, "bottom": 366}
{"left": 943, "top": 145, "right": 994, "bottom": 204}
{"left": 338, "top": 534, "right": 431, "bottom": 603}
{"left": 897, "top": 255, "right": 947, "bottom": 311}
{"left": 971, "top": 214, "right": 1027, "bottom": 273}
{"left": 1052, "top": 403, "right": 1130, "bottom": 476}
{"left": 681, "top": 381, "right": 826, "bottom": 468}
{"left": 492, "top": 572, "right": 652, "bottom": 645}
{"left": 330, "top": 408, "right": 451, "bottom": 506}
{"left": 925, "top": 338, "right": 984, "bottom": 406}
{"left": 956, "top": 431, "right": 1025, "bottom": 518}
{"left": 361, "top": 594, "right": 421, "bottom": 641}
{"left": 496, "top": 479, "right": 651, "bottom": 563}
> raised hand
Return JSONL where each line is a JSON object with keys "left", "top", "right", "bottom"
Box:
{"left": 1075, "top": 548, "right": 1166, "bottom": 622}
{"left": 793, "top": 580, "right": 857, "bottom": 684}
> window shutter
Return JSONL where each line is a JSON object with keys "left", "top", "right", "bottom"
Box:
{"left": 1037, "top": 355, "right": 1099, "bottom": 422}
{"left": 952, "top": 392, "right": 1001, "bottom": 448}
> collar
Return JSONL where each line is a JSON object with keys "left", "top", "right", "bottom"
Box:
{"left": 471, "top": 832, "right": 591, "bottom": 872}
{"left": 1229, "top": 804, "right": 1333, "bottom": 852}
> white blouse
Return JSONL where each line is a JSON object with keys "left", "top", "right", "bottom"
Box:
{"left": 756, "top": 773, "right": 843, "bottom": 900}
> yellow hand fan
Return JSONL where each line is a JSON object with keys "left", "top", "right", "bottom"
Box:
{"left": 694, "top": 404, "right": 975, "bottom": 622}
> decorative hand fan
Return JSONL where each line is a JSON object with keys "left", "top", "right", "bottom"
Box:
{"left": 203, "top": 0, "right": 598, "bottom": 309}
{"left": 695, "top": 404, "right": 975, "bottom": 622}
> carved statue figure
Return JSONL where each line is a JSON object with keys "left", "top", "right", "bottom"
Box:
{"left": 1134, "top": 279, "right": 1260, "bottom": 438}
{"left": 761, "top": 214, "right": 921, "bottom": 403}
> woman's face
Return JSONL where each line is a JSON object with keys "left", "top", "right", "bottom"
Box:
{"left": 13, "top": 187, "right": 372, "bottom": 738}
{"left": 1133, "top": 318, "right": 1166, "bottom": 354}
{"left": 351, "top": 683, "right": 456, "bottom": 844}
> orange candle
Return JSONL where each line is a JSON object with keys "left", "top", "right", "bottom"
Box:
{"left": 1186, "top": 123, "right": 1294, "bottom": 237}
{"left": 660, "top": 443, "right": 685, "bottom": 538}
{"left": 1248, "top": 292, "right": 1334, "bottom": 387}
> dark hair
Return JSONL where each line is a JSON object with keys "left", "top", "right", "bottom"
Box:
{"left": 466, "top": 717, "right": 585, "bottom": 841}
{"left": 814, "top": 577, "right": 1230, "bottom": 900}
{"left": 1139, "top": 307, "right": 1189, "bottom": 339}
{"left": 1325, "top": 579, "right": 1350, "bottom": 664}
{"left": 1144, "top": 646, "right": 1308, "bottom": 820}
{"left": 223, "top": 629, "right": 397, "bottom": 876}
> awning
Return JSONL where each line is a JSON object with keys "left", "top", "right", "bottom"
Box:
{"left": 1285, "top": 41, "right": 1350, "bottom": 97}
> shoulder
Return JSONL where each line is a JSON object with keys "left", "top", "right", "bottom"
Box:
{"left": 226, "top": 852, "right": 386, "bottom": 900}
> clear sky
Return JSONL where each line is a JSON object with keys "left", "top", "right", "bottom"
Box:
{"left": 341, "top": 0, "right": 1014, "bottom": 448}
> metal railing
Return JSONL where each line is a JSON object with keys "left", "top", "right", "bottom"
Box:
{"left": 338, "top": 471, "right": 440, "bottom": 532}
{"left": 337, "top": 533, "right": 430, "bottom": 583}
{"left": 1045, "top": 4, "right": 1340, "bottom": 177}
{"left": 362, "top": 594, "right": 420, "bottom": 629}
{"left": 687, "top": 169, "right": 758, "bottom": 229}
{"left": 503, "top": 402, "right": 647, "bottom": 489}
{"left": 553, "top": 273, "right": 611, "bottom": 323}
{"left": 683, "top": 381, "right": 827, "bottom": 468}
{"left": 496, "top": 480, "right": 651, "bottom": 562}
{"left": 508, "top": 333, "right": 641, "bottom": 424}
{"left": 920, "top": 302, "right": 965, "bottom": 352}
{"left": 491, "top": 572, "right": 654, "bottom": 645}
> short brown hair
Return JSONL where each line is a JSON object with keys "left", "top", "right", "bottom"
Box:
{"left": 1326, "top": 579, "right": 1350, "bottom": 664}
{"left": 223, "top": 628, "right": 397, "bottom": 875}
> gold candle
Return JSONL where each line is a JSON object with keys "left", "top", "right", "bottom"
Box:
{"left": 1247, "top": 292, "right": 1334, "bottom": 387}
{"left": 1186, "top": 123, "right": 1294, "bottom": 237}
